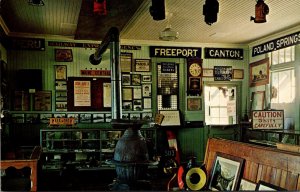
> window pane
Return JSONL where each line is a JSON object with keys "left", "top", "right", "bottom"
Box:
{"left": 272, "top": 50, "right": 278, "bottom": 65}
{"left": 279, "top": 49, "right": 285, "bottom": 63}
{"left": 285, "top": 47, "right": 291, "bottom": 62}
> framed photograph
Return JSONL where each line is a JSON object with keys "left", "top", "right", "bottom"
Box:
{"left": 55, "top": 80, "right": 67, "bottom": 91}
{"left": 143, "top": 97, "right": 152, "bottom": 109}
{"left": 203, "top": 68, "right": 214, "bottom": 77}
{"left": 134, "top": 59, "right": 151, "bottom": 72}
{"left": 105, "top": 113, "right": 112, "bottom": 122}
{"left": 142, "top": 75, "right": 152, "bottom": 82}
{"left": 122, "top": 87, "right": 133, "bottom": 101}
{"left": 92, "top": 113, "right": 105, "bottom": 123}
{"left": 133, "top": 99, "right": 142, "bottom": 111}
{"left": 55, "top": 65, "right": 67, "bottom": 80}
{"left": 142, "top": 84, "right": 151, "bottom": 97}
{"left": 208, "top": 152, "right": 245, "bottom": 191}
{"left": 122, "top": 73, "right": 131, "bottom": 85}
{"left": 40, "top": 113, "right": 53, "bottom": 124}
{"left": 130, "top": 113, "right": 141, "bottom": 120}
{"left": 11, "top": 113, "right": 25, "bottom": 123}
{"left": 249, "top": 58, "right": 269, "bottom": 87}
{"left": 34, "top": 91, "right": 52, "bottom": 111}
{"left": 142, "top": 112, "right": 153, "bottom": 121}
{"left": 67, "top": 113, "right": 79, "bottom": 123}
{"left": 250, "top": 91, "right": 265, "bottom": 111}
{"left": 188, "top": 77, "right": 201, "bottom": 92}
{"left": 55, "top": 101, "right": 67, "bottom": 112}
{"left": 239, "top": 179, "right": 256, "bottom": 191}
{"left": 79, "top": 113, "right": 92, "bottom": 123}
{"left": 187, "top": 97, "right": 202, "bottom": 111}
{"left": 55, "top": 91, "right": 67, "bottom": 101}
{"left": 120, "top": 52, "right": 132, "bottom": 72}
{"left": 233, "top": 69, "right": 244, "bottom": 79}
{"left": 255, "top": 180, "right": 285, "bottom": 191}
{"left": 55, "top": 49, "right": 73, "bottom": 62}
{"left": 131, "top": 74, "right": 141, "bottom": 85}
{"left": 122, "top": 101, "right": 132, "bottom": 111}
{"left": 133, "top": 87, "right": 142, "bottom": 99}
{"left": 122, "top": 113, "right": 130, "bottom": 120}
{"left": 25, "top": 113, "right": 39, "bottom": 123}
{"left": 53, "top": 113, "right": 66, "bottom": 118}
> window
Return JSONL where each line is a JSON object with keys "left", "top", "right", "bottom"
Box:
{"left": 270, "top": 46, "right": 295, "bottom": 65}
{"left": 205, "top": 84, "right": 238, "bottom": 125}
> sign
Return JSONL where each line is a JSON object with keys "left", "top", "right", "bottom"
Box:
{"left": 213, "top": 66, "right": 232, "bottom": 81}
{"left": 252, "top": 110, "right": 284, "bottom": 129}
{"left": 204, "top": 48, "right": 243, "bottom": 60}
{"left": 10, "top": 38, "right": 45, "bottom": 51}
{"left": 252, "top": 31, "right": 300, "bottom": 56}
{"left": 74, "top": 81, "right": 91, "bottom": 106}
{"left": 80, "top": 70, "right": 111, "bottom": 76}
{"left": 49, "top": 118, "right": 75, "bottom": 126}
{"left": 161, "top": 62, "right": 176, "bottom": 73}
{"left": 150, "top": 46, "right": 201, "bottom": 58}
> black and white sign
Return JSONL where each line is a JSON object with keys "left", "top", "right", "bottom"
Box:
{"left": 205, "top": 48, "right": 243, "bottom": 60}
{"left": 150, "top": 46, "right": 201, "bottom": 58}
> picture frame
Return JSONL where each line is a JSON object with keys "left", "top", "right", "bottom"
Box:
{"left": 92, "top": 113, "right": 105, "bottom": 123}
{"left": 249, "top": 58, "right": 269, "bottom": 87}
{"left": 55, "top": 101, "right": 67, "bottom": 112}
{"left": 40, "top": 113, "right": 53, "bottom": 124}
{"left": 55, "top": 80, "right": 67, "bottom": 91}
{"left": 255, "top": 180, "right": 285, "bottom": 191}
{"left": 187, "top": 97, "right": 202, "bottom": 111}
{"left": 159, "top": 110, "right": 181, "bottom": 126}
{"left": 67, "top": 113, "right": 79, "bottom": 123}
{"left": 133, "top": 87, "right": 142, "bottom": 99}
{"left": 55, "top": 91, "right": 67, "bottom": 101}
{"left": 120, "top": 52, "right": 132, "bottom": 72}
{"left": 105, "top": 113, "right": 112, "bottom": 122}
{"left": 34, "top": 90, "right": 52, "bottom": 111}
{"left": 122, "top": 113, "right": 130, "bottom": 120}
{"left": 79, "top": 113, "right": 92, "bottom": 123}
{"left": 214, "top": 66, "right": 233, "bottom": 81}
{"left": 239, "top": 179, "right": 256, "bottom": 191}
{"left": 143, "top": 97, "right": 152, "bottom": 109}
{"left": 250, "top": 91, "right": 265, "bottom": 111}
{"left": 202, "top": 68, "right": 214, "bottom": 77}
{"left": 133, "top": 99, "right": 142, "bottom": 111}
{"left": 122, "top": 101, "right": 132, "bottom": 111}
{"left": 233, "top": 69, "right": 244, "bottom": 79}
{"left": 130, "top": 113, "right": 141, "bottom": 120}
{"left": 55, "top": 49, "right": 73, "bottom": 62}
{"left": 134, "top": 59, "right": 151, "bottom": 72}
{"left": 208, "top": 152, "right": 245, "bottom": 191}
{"left": 142, "top": 75, "right": 152, "bottom": 82}
{"left": 55, "top": 65, "right": 67, "bottom": 80}
{"left": 188, "top": 77, "right": 202, "bottom": 92}
{"left": 142, "top": 112, "right": 153, "bottom": 121}
{"left": 122, "top": 87, "right": 133, "bottom": 101}
{"left": 142, "top": 84, "right": 152, "bottom": 97}
{"left": 122, "top": 73, "right": 131, "bottom": 85}
{"left": 11, "top": 113, "right": 25, "bottom": 123}
{"left": 25, "top": 113, "right": 39, "bottom": 123}
{"left": 131, "top": 74, "right": 141, "bottom": 85}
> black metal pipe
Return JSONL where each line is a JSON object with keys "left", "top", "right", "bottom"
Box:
{"left": 89, "top": 27, "right": 122, "bottom": 120}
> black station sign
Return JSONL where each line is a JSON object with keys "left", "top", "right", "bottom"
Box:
{"left": 204, "top": 48, "right": 243, "bottom": 60}
{"left": 150, "top": 46, "right": 201, "bottom": 58}
{"left": 10, "top": 38, "right": 45, "bottom": 51}
{"left": 252, "top": 31, "right": 300, "bottom": 57}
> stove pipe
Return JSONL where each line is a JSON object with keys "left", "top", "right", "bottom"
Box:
{"left": 89, "top": 27, "right": 122, "bottom": 120}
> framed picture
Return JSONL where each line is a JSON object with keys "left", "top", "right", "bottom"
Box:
{"left": 122, "top": 87, "right": 133, "bottom": 101}
{"left": 79, "top": 113, "right": 92, "bottom": 123}
{"left": 131, "top": 74, "right": 141, "bottom": 85}
{"left": 55, "top": 49, "right": 73, "bottom": 62}
{"left": 188, "top": 77, "right": 201, "bottom": 92}
{"left": 40, "top": 113, "right": 53, "bottom": 124}
{"left": 34, "top": 91, "right": 52, "bottom": 111}
{"left": 25, "top": 113, "right": 39, "bottom": 123}
{"left": 53, "top": 113, "right": 66, "bottom": 118}
{"left": 55, "top": 91, "right": 67, "bottom": 101}
{"left": 214, "top": 66, "right": 233, "bottom": 81}
{"left": 249, "top": 58, "right": 269, "bottom": 87}
{"left": 105, "top": 113, "right": 112, "bottom": 122}
{"left": 55, "top": 65, "right": 67, "bottom": 80}
{"left": 92, "top": 113, "right": 105, "bottom": 123}
{"left": 55, "top": 101, "right": 67, "bottom": 111}
{"left": 142, "top": 75, "right": 152, "bottom": 82}
{"left": 134, "top": 59, "right": 151, "bottom": 72}
{"left": 122, "top": 101, "right": 132, "bottom": 111}
{"left": 55, "top": 80, "right": 67, "bottom": 91}
{"left": 67, "top": 113, "right": 79, "bottom": 123}
{"left": 142, "top": 84, "right": 151, "bottom": 97}
{"left": 133, "top": 99, "right": 142, "bottom": 111}
{"left": 122, "top": 73, "right": 131, "bottom": 85}
{"left": 143, "top": 97, "right": 152, "bottom": 109}
{"left": 250, "top": 91, "right": 265, "bottom": 111}
{"left": 130, "top": 113, "right": 141, "bottom": 120}
{"left": 233, "top": 69, "right": 244, "bottom": 79}
{"left": 208, "top": 152, "right": 245, "bottom": 191}
{"left": 187, "top": 97, "right": 202, "bottom": 111}
{"left": 120, "top": 52, "right": 132, "bottom": 72}
{"left": 142, "top": 112, "right": 153, "bottom": 121}
{"left": 255, "top": 180, "right": 285, "bottom": 191}
{"left": 239, "top": 179, "right": 256, "bottom": 191}
{"left": 203, "top": 68, "right": 214, "bottom": 77}
{"left": 11, "top": 113, "right": 25, "bottom": 123}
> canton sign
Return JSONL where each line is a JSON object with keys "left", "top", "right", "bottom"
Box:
{"left": 252, "top": 31, "right": 300, "bottom": 57}
{"left": 204, "top": 48, "right": 243, "bottom": 60}
{"left": 150, "top": 46, "right": 201, "bottom": 58}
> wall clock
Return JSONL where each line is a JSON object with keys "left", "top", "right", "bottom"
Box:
{"left": 189, "top": 62, "right": 202, "bottom": 77}
{"left": 187, "top": 58, "right": 203, "bottom": 96}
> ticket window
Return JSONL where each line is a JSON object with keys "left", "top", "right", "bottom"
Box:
{"left": 204, "top": 84, "right": 237, "bottom": 125}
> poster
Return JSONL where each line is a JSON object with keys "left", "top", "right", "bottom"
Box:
{"left": 74, "top": 81, "right": 91, "bottom": 106}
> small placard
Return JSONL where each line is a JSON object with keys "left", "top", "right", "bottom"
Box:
{"left": 159, "top": 110, "right": 181, "bottom": 126}
{"left": 49, "top": 118, "right": 75, "bottom": 126}
{"left": 252, "top": 110, "right": 284, "bottom": 129}
{"left": 214, "top": 66, "right": 232, "bottom": 81}
{"left": 161, "top": 62, "right": 176, "bottom": 73}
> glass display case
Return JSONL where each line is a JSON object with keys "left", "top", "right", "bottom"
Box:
{"left": 40, "top": 128, "right": 156, "bottom": 171}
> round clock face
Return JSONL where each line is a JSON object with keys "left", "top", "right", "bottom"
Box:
{"left": 189, "top": 63, "right": 202, "bottom": 77}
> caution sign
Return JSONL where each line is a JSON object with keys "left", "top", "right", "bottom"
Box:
{"left": 252, "top": 110, "right": 284, "bottom": 129}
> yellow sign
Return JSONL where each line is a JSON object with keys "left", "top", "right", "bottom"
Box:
{"left": 49, "top": 118, "right": 75, "bottom": 126}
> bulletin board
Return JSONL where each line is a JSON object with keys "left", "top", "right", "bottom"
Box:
{"left": 67, "top": 77, "right": 111, "bottom": 111}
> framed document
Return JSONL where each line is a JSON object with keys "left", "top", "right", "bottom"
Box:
{"left": 120, "top": 52, "right": 132, "bottom": 72}
{"left": 187, "top": 98, "right": 202, "bottom": 111}
{"left": 233, "top": 69, "right": 244, "bottom": 79}
{"left": 55, "top": 49, "right": 73, "bottom": 62}
{"left": 159, "top": 110, "right": 181, "bottom": 126}
{"left": 202, "top": 68, "right": 214, "bottom": 77}
{"left": 122, "top": 87, "right": 133, "bottom": 101}
{"left": 134, "top": 59, "right": 151, "bottom": 72}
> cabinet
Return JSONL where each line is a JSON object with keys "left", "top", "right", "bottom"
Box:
{"left": 40, "top": 128, "right": 157, "bottom": 171}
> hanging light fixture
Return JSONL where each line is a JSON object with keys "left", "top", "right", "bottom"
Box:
{"left": 28, "top": 0, "right": 45, "bottom": 6}
{"left": 250, "top": 0, "right": 269, "bottom": 23}
{"left": 159, "top": 13, "right": 179, "bottom": 41}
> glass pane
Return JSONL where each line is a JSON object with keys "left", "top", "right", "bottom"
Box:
{"left": 271, "top": 72, "right": 279, "bottom": 104}
{"left": 279, "top": 49, "right": 285, "bottom": 64}
{"left": 272, "top": 50, "right": 278, "bottom": 65}
{"left": 285, "top": 47, "right": 291, "bottom": 62}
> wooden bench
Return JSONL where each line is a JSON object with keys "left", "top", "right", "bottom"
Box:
{"left": 204, "top": 138, "right": 300, "bottom": 190}
{"left": 1, "top": 146, "right": 42, "bottom": 191}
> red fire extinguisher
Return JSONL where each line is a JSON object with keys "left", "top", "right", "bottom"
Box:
{"left": 250, "top": 0, "right": 269, "bottom": 23}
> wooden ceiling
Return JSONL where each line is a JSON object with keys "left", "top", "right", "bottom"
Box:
{"left": 0, "top": 0, "right": 300, "bottom": 44}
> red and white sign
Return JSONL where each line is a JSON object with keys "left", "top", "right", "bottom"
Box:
{"left": 252, "top": 110, "right": 284, "bottom": 129}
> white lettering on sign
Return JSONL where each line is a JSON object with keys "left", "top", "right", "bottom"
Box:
{"left": 252, "top": 110, "right": 284, "bottom": 129}
{"left": 209, "top": 49, "right": 241, "bottom": 58}
{"left": 154, "top": 48, "right": 199, "bottom": 57}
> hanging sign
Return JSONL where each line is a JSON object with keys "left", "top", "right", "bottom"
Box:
{"left": 150, "top": 46, "right": 201, "bottom": 58}
{"left": 10, "top": 38, "right": 45, "bottom": 51}
{"left": 252, "top": 31, "right": 300, "bottom": 56}
{"left": 252, "top": 110, "right": 284, "bottom": 129}
{"left": 204, "top": 48, "right": 243, "bottom": 60}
